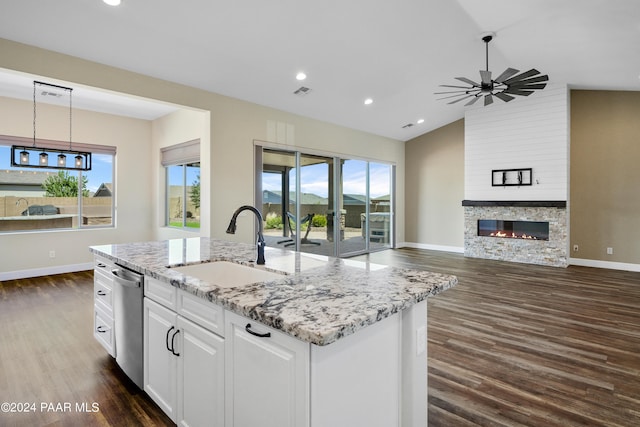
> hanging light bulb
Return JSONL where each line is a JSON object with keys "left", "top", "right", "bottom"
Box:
{"left": 20, "top": 150, "right": 29, "bottom": 165}
{"left": 39, "top": 151, "right": 48, "bottom": 165}
{"left": 57, "top": 154, "right": 67, "bottom": 167}
{"left": 74, "top": 155, "right": 83, "bottom": 168}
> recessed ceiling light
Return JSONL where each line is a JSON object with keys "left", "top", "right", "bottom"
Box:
{"left": 296, "top": 72, "right": 307, "bottom": 81}
{"left": 103, "top": 0, "right": 121, "bottom": 6}
{"left": 364, "top": 98, "right": 373, "bottom": 105}
{"left": 417, "top": 119, "right": 425, "bottom": 124}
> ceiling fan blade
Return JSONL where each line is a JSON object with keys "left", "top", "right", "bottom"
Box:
{"left": 510, "top": 74, "right": 548, "bottom": 85}
{"left": 494, "top": 68, "right": 520, "bottom": 83}
{"left": 455, "top": 77, "right": 480, "bottom": 87}
{"left": 434, "top": 90, "right": 472, "bottom": 94}
{"left": 440, "top": 84, "right": 475, "bottom": 89}
{"left": 480, "top": 70, "right": 492, "bottom": 85}
{"left": 503, "top": 88, "right": 535, "bottom": 96}
{"left": 448, "top": 95, "right": 474, "bottom": 105}
{"left": 503, "top": 69, "right": 541, "bottom": 84}
{"left": 437, "top": 93, "right": 474, "bottom": 101}
{"left": 465, "top": 96, "right": 482, "bottom": 106}
{"left": 484, "top": 94, "right": 494, "bottom": 106}
{"left": 508, "top": 83, "right": 547, "bottom": 90}
{"left": 494, "top": 92, "right": 515, "bottom": 102}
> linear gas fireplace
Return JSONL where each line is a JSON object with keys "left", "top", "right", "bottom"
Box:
{"left": 463, "top": 201, "right": 567, "bottom": 267}
{"left": 478, "top": 219, "right": 549, "bottom": 241}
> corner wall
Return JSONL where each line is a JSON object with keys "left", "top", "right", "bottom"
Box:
{"left": 570, "top": 90, "right": 640, "bottom": 268}
{"left": 404, "top": 119, "right": 464, "bottom": 251}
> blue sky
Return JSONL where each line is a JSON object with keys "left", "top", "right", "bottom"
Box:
{"left": 263, "top": 161, "right": 391, "bottom": 199}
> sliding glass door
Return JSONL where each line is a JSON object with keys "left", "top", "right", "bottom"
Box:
{"left": 257, "top": 145, "right": 393, "bottom": 257}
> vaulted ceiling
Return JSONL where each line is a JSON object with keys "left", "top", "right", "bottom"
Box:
{"left": 1, "top": 0, "right": 639, "bottom": 141}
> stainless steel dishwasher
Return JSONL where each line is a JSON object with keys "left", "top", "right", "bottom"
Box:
{"left": 111, "top": 264, "right": 144, "bottom": 389}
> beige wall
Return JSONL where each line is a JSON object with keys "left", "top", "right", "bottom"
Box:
{"left": 0, "top": 38, "right": 404, "bottom": 277}
{"left": 570, "top": 90, "right": 640, "bottom": 264}
{"left": 404, "top": 119, "right": 464, "bottom": 249}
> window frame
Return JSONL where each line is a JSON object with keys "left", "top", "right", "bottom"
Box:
{"left": 162, "top": 140, "right": 201, "bottom": 230}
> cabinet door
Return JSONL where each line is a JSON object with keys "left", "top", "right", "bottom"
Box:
{"left": 144, "top": 297, "right": 178, "bottom": 422}
{"left": 225, "top": 311, "right": 309, "bottom": 427}
{"left": 177, "top": 316, "right": 225, "bottom": 427}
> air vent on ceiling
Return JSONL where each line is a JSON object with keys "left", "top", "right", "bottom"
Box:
{"left": 293, "top": 86, "right": 311, "bottom": 96}
{"left": 40, "top": 90, "right": 63, "bottom": 98}
{"left": 402, "top": 123, "right": 414, "bottom": 129}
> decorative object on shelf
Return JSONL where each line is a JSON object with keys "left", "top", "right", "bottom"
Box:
{"left": 491, "top": 168, "right": 532, "bottom": 187}
{"left": 435, "top": 33, "right": 548, "bottom": 107}
{"left": 10, "top": 80, "right": 92, "bottom": 171}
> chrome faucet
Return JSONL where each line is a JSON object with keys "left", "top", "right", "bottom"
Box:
{"left": 226, "top": 205, "right": 266, "bottom": 265}
{"left": 16, "top": 198, "right": 29, "bottom": 216}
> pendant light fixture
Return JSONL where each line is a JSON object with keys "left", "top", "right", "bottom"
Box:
{"left": 10, "top": 80, "right": 92, "bottom": 171}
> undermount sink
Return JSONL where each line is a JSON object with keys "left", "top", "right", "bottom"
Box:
{"left": 170, "top": 261, "right": 285, "bottom": 288}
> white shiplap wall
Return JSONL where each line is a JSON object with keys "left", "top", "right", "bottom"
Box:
{"left": 464, "top": 84, "right": 569, "bottom": 201}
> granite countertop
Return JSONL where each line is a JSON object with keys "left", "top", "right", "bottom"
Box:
{"left": 90, "top": 237, "right": 457, "bottom": 346}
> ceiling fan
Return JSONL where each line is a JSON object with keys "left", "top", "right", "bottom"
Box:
{"left": 436, "top": 33, "right": 549, "bottom": 107}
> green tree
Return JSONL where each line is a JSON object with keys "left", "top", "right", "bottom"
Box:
{"left": 42, "top": 171, "right": 89, "bottom": 197}
{"left": 190, "top": 174, "right": 200, "bottom": 210}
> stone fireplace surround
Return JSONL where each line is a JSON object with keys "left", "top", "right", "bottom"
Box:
{"left": 463, "top": 200, "right": 568, "bottom": 267}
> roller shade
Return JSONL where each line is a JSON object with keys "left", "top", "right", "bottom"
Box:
{"left": 161, "top": 139, "right": 200, "bottom": 166}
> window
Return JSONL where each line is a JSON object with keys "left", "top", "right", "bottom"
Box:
{"left": 162, "top": 140, "right": 200, "bottom": 229}
{"left": 0, "top": 136, "right": 115, "bottom": 232}
{"left": 258, "top": 146, "right": 394, "bottom": 257}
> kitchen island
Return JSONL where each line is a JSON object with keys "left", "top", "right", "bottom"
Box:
{"left": 90, "top": 237, "right": 457, "bottom": 427}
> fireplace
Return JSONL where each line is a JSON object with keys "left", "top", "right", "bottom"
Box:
{"left": 463, "top": 201, "right": 567, "bottom": 267}
{"left": 478, "top": 219, "right": 549, "bottom": 241}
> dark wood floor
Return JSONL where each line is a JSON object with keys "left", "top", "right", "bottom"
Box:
{"left": 1, "top": 249, "right": 639, "bottom": 426}
{"left": 0, "top": 271, "right": 173, "bottom": 427}
{"left": 357, "top": 249, "right": 640, "bottom": 427}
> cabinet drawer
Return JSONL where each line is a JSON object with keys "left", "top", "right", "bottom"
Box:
{"left": 178, "top": 290, "right": 224, "bottom": 337}
{"left": 94, "top": 255, "right": 115, "bottom": 274}
{"left": 94, "top": 271, "right": 114, "bottom": 315}
{"left": 145, "top": 276, "right": 177, "bottom": 310}
{"left": 94, "top": 305, "right": 115, "bottom": 357}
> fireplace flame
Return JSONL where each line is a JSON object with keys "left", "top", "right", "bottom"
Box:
{"left": 489, "top": 231, "right": 538, "bottom": 240}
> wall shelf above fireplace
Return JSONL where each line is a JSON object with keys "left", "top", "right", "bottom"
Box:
{"left": 462, "top": 200, "right": 567, "bottom": 208}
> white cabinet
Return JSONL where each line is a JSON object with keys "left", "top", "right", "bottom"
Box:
{"left": 144, "top": 278, "right": 225, "bottom": 426}
{"left": 225, "top": 311, "right": 309, "bottom": 427}
{"left": 93, "top": 255, "right": 116, "bottom": 356}
{"left": 144, "top": 298, "right": 178, "bottom": 420}
{"left": 177, "top": 315, "right": 224, "bottom": 427}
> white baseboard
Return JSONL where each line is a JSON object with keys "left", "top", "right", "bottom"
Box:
{"left": 1, "top": 262, "right": 94, "bottom": 281}
{"left": 398, "top": 242, "right": 465, "bottom": 254}
{"left": 568, "top": 257, "right": 640, "bottom": 272}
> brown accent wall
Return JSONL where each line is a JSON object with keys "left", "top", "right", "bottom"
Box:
{"left": 570, "top": 90, "right": 640, "bottom": 264}
{"left": 405, "top": 119, "right": 464, "bottom": 248}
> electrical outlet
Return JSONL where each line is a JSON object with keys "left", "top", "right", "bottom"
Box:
{"left": 607, "top": 247, "right": 613, "bottom": 255}
{"left": 573, "top": 244, "right": 579, "bottom": 252}
{"left": 49, "top": 250, "right": 56, "bottom": 258}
